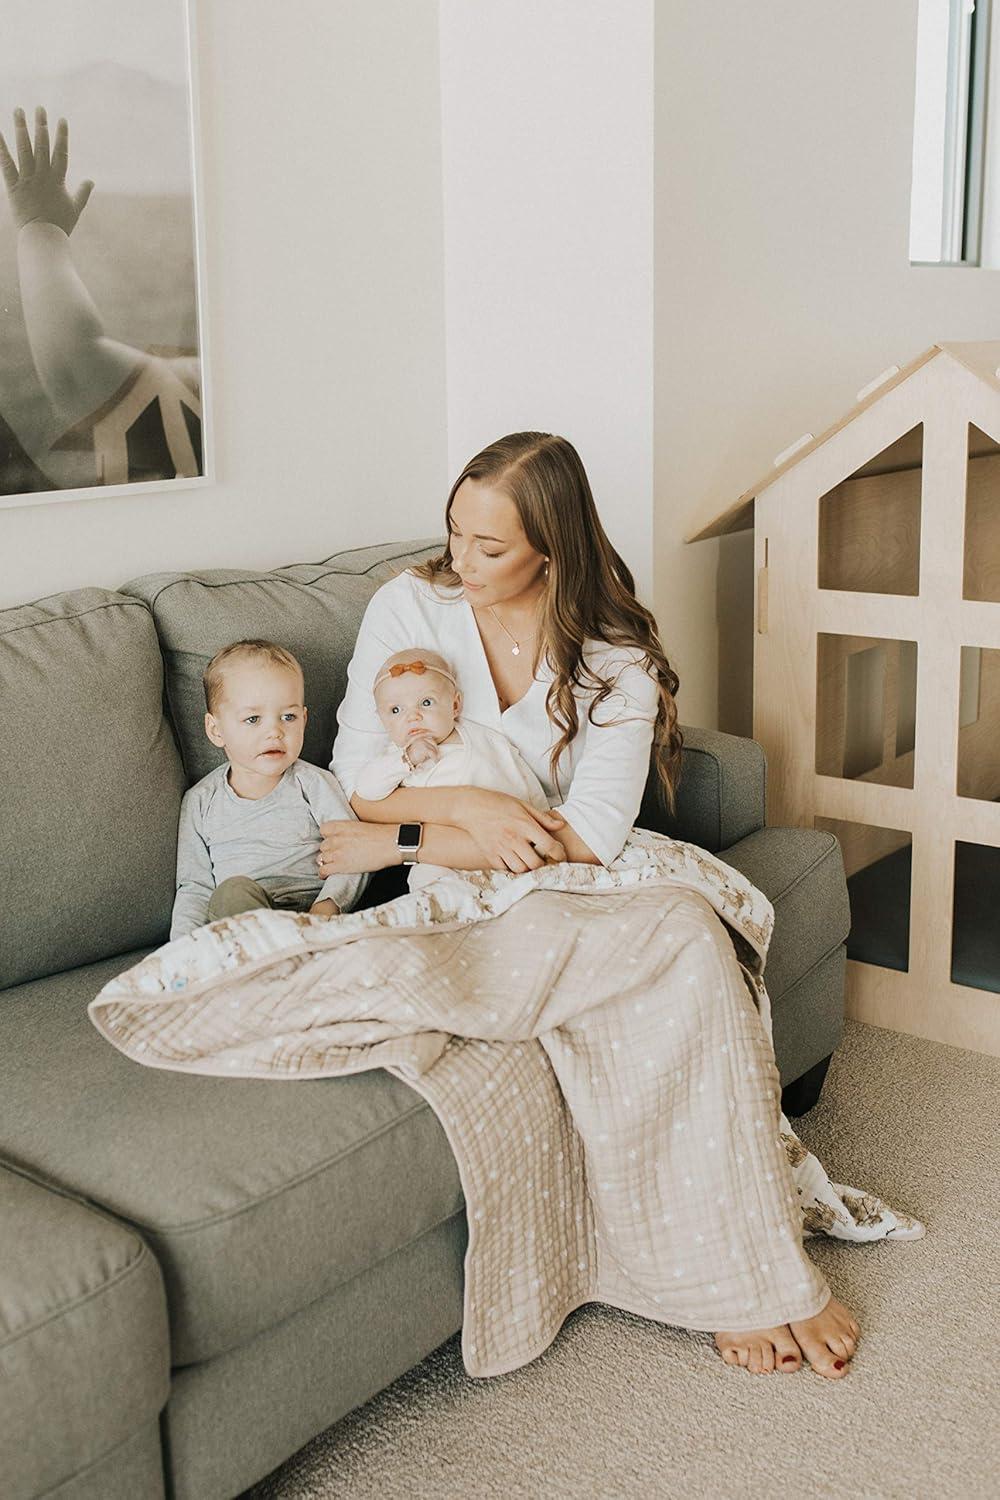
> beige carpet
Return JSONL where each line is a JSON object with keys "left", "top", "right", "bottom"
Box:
{"left": 245, "top": 1021, "right": 1000, "bottom": 1499}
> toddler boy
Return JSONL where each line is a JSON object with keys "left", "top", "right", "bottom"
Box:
{"left": 170, "top": 639, "right": 366, "bottom": 938}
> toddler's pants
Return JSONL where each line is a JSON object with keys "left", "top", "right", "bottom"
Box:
{"left": 207, "top": 875, "right": 307, "bottom": 922}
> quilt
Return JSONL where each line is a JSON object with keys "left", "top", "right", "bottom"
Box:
{"left": 89, "top": 830, "right": 922, "bottom": 1377}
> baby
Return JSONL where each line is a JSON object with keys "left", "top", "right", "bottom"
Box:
{"left": 357, "top": 648, "right": 550, "bottom": 889}
{"left": 170, "top": 639, "right": 367, "bottom": 938}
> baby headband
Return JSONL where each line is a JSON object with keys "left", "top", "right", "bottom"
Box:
{"left": 373, "top": 658, "right": 458, "bottom": 692}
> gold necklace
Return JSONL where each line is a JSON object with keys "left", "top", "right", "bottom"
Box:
{"left": 487, "top": 605, "right": 523, "bottom": 656}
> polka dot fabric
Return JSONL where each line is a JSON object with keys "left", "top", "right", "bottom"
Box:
{"left": 90, "top": 831, "right": 919, "bottom": 1377}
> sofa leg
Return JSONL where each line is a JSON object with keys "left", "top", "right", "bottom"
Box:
{"left": 781, "top": 1054, "right": 833, "bottom": 1117}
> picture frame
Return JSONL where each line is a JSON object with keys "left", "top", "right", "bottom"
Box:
{"left": 0, "top": 0, "right": 211, "bottom": 510}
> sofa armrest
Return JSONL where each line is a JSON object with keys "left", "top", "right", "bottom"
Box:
{"left": 638, "top": 724, "right": 766, "bottom": 854}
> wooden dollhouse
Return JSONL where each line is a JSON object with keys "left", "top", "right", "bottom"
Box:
{"left": 689, "top": 342, "right": 1000, "bottom": 1057}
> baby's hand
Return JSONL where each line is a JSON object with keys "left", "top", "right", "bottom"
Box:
{"left": 404, "top": 734, "right": 440, "bottom": 770}
{"left": 310, "top": 898, "right": 340, "bottom": 918}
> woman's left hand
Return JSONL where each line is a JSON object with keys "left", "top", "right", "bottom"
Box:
{"left": 318, "top": 820, "right": 398, "bottom": 875}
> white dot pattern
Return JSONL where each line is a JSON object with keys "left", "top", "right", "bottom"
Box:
{"left": 91, "top": 832, "right": 908, "bottom": 1379}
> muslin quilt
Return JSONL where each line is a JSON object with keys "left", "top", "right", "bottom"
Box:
{"left": 89, "top": 829, "right": 921, "bottom": 1377}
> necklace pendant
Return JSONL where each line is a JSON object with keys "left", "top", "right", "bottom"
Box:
{"left": 511, "top": 644, "right": 520, "bottom": 656}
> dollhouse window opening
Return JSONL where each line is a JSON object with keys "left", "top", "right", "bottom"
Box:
{"left": 962, "top": 423, "right": 1000, "bottom": 602}
{"left": 816, "top": 634, "right": 918, "bottom": 788}
{"left": 818, "top": 427, "right": 923, "bottom": 597}
{"left": 952, "top": 839, "right": 1000, "bottom": 992}
{"left": 816, "top": 817, "right": 913, "bottom": 974}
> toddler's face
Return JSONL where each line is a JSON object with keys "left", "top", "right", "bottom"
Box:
{"left": 205, "top": 662, "right": 307, "bottom": 781}
{"left": 374, "top": 669, "right": 459, "bottom": 749}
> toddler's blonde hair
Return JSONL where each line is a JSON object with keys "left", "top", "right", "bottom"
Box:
{"left": 203, "top": 639, "right": 303, "bottom": 714}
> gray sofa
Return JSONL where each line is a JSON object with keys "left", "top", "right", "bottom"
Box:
{"left": 0, "top": 539, "right": 850, "bottom": 1500}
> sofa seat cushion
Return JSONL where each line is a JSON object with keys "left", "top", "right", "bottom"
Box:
{"left": 720, "top": 826, "right": 851, "bottom": 1000}
{"left": 0, "top": 951, "right": 464, "bottom": 1368}
{"left": 122, "top": 540, "right": 442, "bottom": 785}
{"left": 0, "top": 589, "right": 187, "bottom": 989}
{"left": 0, "top": 1163, "right": 169, "bottom": 1500}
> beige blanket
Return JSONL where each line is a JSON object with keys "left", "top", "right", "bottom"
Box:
{"left": 90, "top": 830, "right": 920, "bottom": 1377}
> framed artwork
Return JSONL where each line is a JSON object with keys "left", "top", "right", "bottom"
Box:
{"left": 0, "top": 0, "right": 209, "bottom": 509}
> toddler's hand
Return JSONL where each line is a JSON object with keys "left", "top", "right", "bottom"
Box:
{"left": 0, "top": 108, "right": 94, "bottom": 234}
{"left": 404, "top": 734, "right": 440, "bottom": 770}
{"left": 310, "top": 898, "right": 340, "bottom": 918}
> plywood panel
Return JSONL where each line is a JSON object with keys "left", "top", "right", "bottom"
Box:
{"left": 845, "top": 961, "right": 1000, "bottom": 1057}
{"left": 819, "top": 461, "right": 921, "bottom": 595}
{"left": 963, "top": 451, "right": 1000, "bottom": 602}
{"left": 753, "top": 356, "right": 1000, "bottom": 1053}
{"left": 754, "top": 489, "right": 818, "bottom": 828}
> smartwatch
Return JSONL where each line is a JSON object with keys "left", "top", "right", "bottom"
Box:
{"left": 396, "top": 822, "right": 423, "bottom": 865}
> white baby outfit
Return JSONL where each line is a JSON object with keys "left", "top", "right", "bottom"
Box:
{"left": 354, "top": 716, "right": 550, "bottom": 890}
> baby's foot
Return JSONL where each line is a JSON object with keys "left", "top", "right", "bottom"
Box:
{"left": 713, "top": 1324, "right": 803, "bottom": 1375}
{"left": 789, "top": 1296, "right": 860, "bottom": 1379}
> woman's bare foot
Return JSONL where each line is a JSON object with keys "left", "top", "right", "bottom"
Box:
{"left": 713, "top": 1325, "right": 803, "bottom": 1375}
{"left": 789, "top": 1296, "right": 861, "bottom": 1379}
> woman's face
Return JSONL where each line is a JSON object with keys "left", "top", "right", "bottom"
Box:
{"left": 448, "top": 478, "right": 547, "bottom": 607}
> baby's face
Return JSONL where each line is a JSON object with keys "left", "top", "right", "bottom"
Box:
{"left": 374, "top": 669, "right": 459, "bottom": 749}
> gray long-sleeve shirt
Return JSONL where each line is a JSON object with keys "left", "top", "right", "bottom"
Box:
{"left": 170, "top": 760, "right": 368, "bottom": 939}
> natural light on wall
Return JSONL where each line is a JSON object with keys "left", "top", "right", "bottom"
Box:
{"left": 910, "top": 0, "right": 997, "bottom": 265}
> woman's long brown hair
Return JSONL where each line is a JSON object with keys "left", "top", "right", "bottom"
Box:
{"left": 413, "top": 432, "right": 683, "bottom": 809}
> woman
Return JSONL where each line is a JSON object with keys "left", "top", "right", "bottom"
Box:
{"left": 319, "top": 431, "right": 861, "bottom": 1378}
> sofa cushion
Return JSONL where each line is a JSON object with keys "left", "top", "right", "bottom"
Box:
{"left": 640, "top": 725, "right": 767, "bottom": 855}
{"left": 0, "top": 950, "right": 464, "bottom": 1368}
{"left": 0, "top": 1163, "right": 169, "bottom": 1500}
{"left": 0, "top": 590, "right": 187, "bottom": 990}
{"left": 122, "top": 539, "right": 442, "bottom": 784}
{"left": 720, "top": 825, "right": 850, "bottom": 999}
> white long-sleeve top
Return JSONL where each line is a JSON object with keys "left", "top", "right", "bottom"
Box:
{"left": 171, "top": 760, "right": 368, "bottom": 939}
{"left": 331, "top": 571, "right": 658, "bottom": 866}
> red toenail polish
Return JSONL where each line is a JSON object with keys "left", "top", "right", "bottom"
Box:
{"left": 833, "top": 1359, "right": 845, "bottom": 1370}
{"left": 782, "top": 1356, "right": 796, "bottom": 1363}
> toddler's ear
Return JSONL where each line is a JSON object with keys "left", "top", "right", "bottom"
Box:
{"left": 454, "top": 691, "right": 463, "bottom": 715}
{"left": 204, "top": 711, "right": 225, "bottom": 748}
{"left": 302, "top": 705, "right": 309, "bottom": 725}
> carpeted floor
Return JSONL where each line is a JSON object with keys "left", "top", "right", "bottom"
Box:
{"left": 245, "top": 1021, "right": 1000, "bottom": 1500}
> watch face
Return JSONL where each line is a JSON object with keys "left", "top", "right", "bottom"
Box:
{"left": 397, "top": 822, "right": 422, "bottom": 849}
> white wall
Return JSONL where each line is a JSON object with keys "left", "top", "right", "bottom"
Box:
{"left": 438, "top": 0, "right": 655, "bottom": 601}
{"left": 655, "top": 0, "right": 1000, "bottom": 732}
{"left": 1, "top": 0, "right": 448, "bottom": 609}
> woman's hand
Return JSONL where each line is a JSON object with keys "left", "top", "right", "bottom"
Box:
{"left": 451, "top": 788, "right": 568, "bottom": 873}
{"left": 0, "top": 107, "right": 93, "bottom": 234}
{"left": 317, "top": 821, "right": 399, "bottom": 875}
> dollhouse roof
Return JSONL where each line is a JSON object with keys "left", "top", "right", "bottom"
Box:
{"left": 686, "top": 341, "right": 1000, "bottom": 543}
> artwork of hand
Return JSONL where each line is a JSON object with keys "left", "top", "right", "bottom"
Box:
{"left": 0, "top": 106, "right": 94, "bottom": 235}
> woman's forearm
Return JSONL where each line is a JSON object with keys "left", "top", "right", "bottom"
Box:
{"left": 351, "top": 786, "right": 469, "bottom": 826}
{"left": 357, "top": 819, "right": 494, "bottom": 871}
{"left": 416, "top": 824, "right": 497, "bottom": 871}
{"left": 551, "top": 820, "right": 601, "bottom": 865}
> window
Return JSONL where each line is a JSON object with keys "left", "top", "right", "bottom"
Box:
{"left": 910, "top": 0, "right": 993, "bottom": 265}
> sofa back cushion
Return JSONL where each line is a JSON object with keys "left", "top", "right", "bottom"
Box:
{"left": 0, "top": 589, "right": 187, "bottom": 990}
{"left": 122, "top": 540, "right": 442, "bottom": 784}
